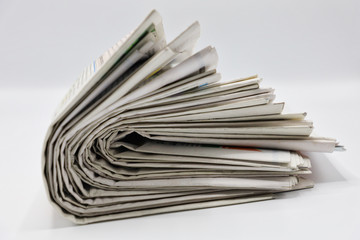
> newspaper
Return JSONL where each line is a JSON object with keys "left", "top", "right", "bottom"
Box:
{"left": 42, "top": 10, "right": 343, "bottom": 224}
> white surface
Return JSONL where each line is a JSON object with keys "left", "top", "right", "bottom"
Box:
{"left": 1, "top": 0, "right": 360, "bottom": 239}
{"left": 1, "top": 82, "right": 359, "bottom": 240}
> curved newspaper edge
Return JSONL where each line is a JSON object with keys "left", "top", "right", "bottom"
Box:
{"left": 42, "top": 10, "right": 340, "bottom": 224}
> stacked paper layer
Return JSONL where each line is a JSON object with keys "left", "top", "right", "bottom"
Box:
{"left": 42, "top": 10, "right": 341, "bottom": 224}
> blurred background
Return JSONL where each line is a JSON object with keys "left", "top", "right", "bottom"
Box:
{"left": 0, "top": 0, "right": 359, "bottom": 88}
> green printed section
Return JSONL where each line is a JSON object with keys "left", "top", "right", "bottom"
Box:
{"left": 122, "top": 24, "right": 156, "bottom": 59}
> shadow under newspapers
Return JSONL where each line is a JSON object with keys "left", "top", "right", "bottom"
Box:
{"left": 42, "top": 10, "right": 344, "bottom": 224}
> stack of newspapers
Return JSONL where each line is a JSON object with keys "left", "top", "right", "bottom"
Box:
{"left": 42, "top": 10, "right": 343, "bottom": 224}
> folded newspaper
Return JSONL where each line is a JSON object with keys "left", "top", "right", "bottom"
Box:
{"left": 42, "top": 10, "right": 343, "bottom": 224}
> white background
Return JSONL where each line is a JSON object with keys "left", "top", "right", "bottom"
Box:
{"left": 0, "top": 0, "right": 359, "bottom": 239}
